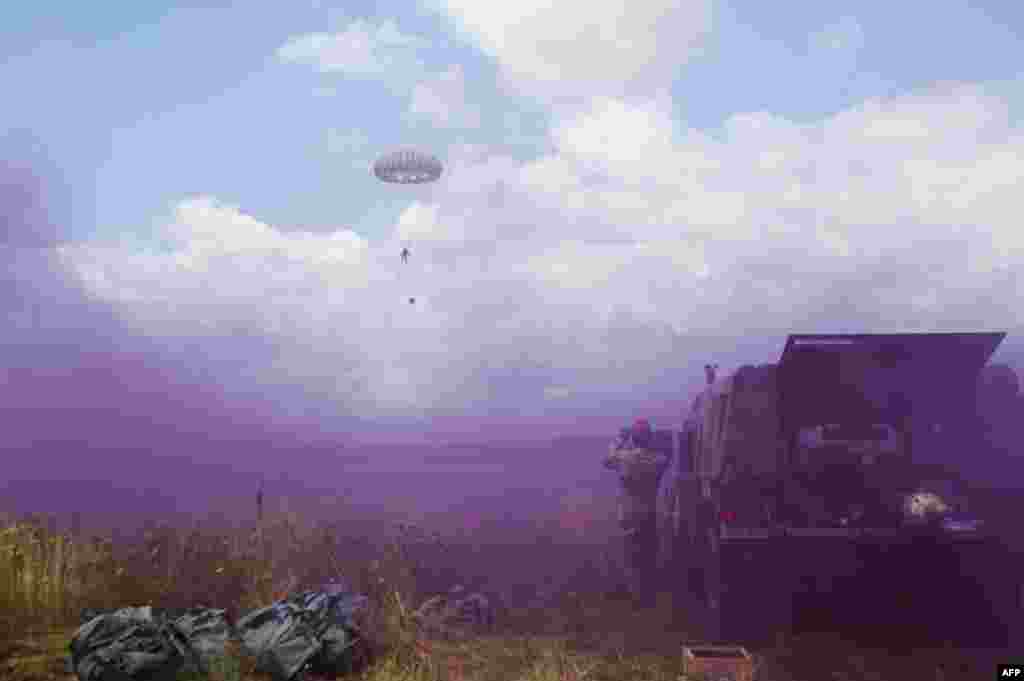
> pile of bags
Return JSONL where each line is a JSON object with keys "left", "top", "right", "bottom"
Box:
{"left": 66, "top": 582, "right": 500, "bottom": 680}
{"left": 67, "top": 587, "right": 370, "bottom": 681}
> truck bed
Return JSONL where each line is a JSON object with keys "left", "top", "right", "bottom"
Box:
{"left": 714, "top": 529, "right": 1020, "bottom": 648}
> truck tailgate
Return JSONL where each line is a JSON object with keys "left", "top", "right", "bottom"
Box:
{"left": 718, "top": 531, "right": 1020, "bottom": 647}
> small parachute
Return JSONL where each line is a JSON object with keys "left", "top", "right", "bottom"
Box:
{"left": 373, "top": 149, "right": 443, "bottom": 185}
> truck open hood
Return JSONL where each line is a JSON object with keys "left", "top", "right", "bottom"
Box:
{"left": 777, "top": 333, "right": 1005, "bottom": 434}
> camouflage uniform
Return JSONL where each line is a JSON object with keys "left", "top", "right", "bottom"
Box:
{"left": 604, "top": 433, "right": 671, "bottom": 602}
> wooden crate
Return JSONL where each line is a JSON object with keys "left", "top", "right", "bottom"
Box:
{"left": 681, "top": 645, "right": 754, "bottom": 681}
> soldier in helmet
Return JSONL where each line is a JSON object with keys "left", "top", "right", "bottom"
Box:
{"left": 604, "top": 418, "right": 673, "bottom": 606}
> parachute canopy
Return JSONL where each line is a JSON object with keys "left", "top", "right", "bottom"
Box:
{"left": 373, "top": 149, "right": 443, "bottom": 184}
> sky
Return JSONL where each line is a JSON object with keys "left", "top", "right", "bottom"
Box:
{"left": 2, "top": 0, "right": 1023, "bottom": 506}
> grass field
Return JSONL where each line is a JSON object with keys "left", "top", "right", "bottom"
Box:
{"left": 0, "top": 506, "right": 1017, "bottom": 681}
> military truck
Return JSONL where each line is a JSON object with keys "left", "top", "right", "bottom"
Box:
{"left": 663, "top": 333, "right": 1021, "bottom": 647}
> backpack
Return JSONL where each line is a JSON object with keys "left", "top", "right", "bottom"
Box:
{"left": 293, "top": 590, "right": 369, "bottom": 675}
{"left": 170, "top": 608, "right": 233, "bottom": 671}
{"left": 234, "top": 589, "right": 369, "bottom": 681}
{"left": 68, "top": 607, "right": 199, "bottom": 681}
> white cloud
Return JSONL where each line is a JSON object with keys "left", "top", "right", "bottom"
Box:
{"left": 277, "top": 19, "right": 427, "bottom": 77}
{"left": 408, "top": 64, "right": 481, "bottom": 128}
{"left": 60, "top": 83, "right": 1024, "bottom": 420}
{"left": 396, "top": 201, "right": 446, "bottom": 241}
{"left": 432, "top": 0, "right": 713, "bottom": 102}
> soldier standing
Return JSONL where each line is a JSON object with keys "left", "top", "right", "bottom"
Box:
{"left": 604, "top": 419, "right": 673, "bottom": 606}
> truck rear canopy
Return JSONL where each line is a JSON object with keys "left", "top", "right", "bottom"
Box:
{"left": 777, "top": 333, "right": 1005, "bottom": 437}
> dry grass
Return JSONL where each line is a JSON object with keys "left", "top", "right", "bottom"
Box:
{"left": 0, "top": 506, "right": 1016, "bottom": 681}
{"left": 0, "top": 505, "right": 676, "bottom": 680}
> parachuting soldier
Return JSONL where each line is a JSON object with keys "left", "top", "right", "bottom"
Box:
{"left": 372, "top": 149, "right": 439, "bottom": 306}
